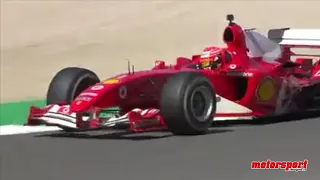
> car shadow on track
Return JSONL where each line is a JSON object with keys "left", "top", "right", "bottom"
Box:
{"left": 212, "top": 110, "right": 320, "bottom": 127}
{"left": 36, "top": 128, "right": 233, "bottom": 141}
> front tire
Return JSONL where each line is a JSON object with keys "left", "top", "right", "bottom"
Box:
{"left": 160, "top": 72, "right": 216, "bottom": 135}
{"left": 46, "top": 67, "right": 100, "bottom": 105}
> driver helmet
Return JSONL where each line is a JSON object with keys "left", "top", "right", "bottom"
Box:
{"left": 200, "top": 46, "right": 223, "bottom": 69}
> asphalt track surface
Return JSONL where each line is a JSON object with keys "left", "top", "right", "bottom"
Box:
{"left": 1, "top": 113, "right": 320, "bottom": 180}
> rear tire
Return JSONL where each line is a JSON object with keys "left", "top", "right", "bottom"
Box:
{"left": 160, "top": 72, "right": 216, "bottom": 135}
{"left": 311, "top": 85, "right": 320, "bottom": 109}
{"left": 46, "top": 67, "right": 100, "bottom": 105}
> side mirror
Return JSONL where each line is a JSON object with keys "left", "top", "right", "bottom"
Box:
{"left": 153, "top": 60, "right": 166, "bottom": 69}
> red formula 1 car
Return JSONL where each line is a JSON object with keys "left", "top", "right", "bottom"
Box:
{"left": 26, "top": 14, "right": 320, "bottom": 135}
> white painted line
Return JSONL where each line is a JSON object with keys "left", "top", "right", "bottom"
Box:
{"left": 0, "top": 125, "right": 61, "bottom": 136}
{"left": 214, "top": 116, "right": 253, "bottom": 121}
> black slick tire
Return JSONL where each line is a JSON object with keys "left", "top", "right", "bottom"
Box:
{"left": 160, "top": 72, "right": 216, "bottom": 135}
{"left": 46, "top": 67, "right": 100, "bottom": 105}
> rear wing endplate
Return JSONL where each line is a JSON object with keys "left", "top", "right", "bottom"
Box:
{"left": 268, "top": 28, "right": 320, "bottom": 48}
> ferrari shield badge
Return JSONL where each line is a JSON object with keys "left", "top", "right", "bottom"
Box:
{"left": 119, "top": 86, "right": 127, "bottom": 99}
{"left": 256, "top": 77, "right": 275, "bottom": 101}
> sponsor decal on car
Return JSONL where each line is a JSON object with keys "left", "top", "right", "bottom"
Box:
{"left": 251, "top": 159, "right": 308, "bottom": 172}
{"left": 256, "top": 77, "right": 275, "bottom": 101}
{"left": 91, "top": 84, "right": 104, "bottom": 90}
{"left": 57, "top": 106, "right": 71, "bottom": 115}
{"left": 74, "top": 96, "right": 93, "bottom": 105}
{"left": 103, "top": 78, "right": 120, "bottom": 84}
{"left": 226, "top": 71, "right": 253, "bottom": 77}
{"left": 229, "top": 64, "right": 237, "bottom": 69}
{"left": 314, "top": 69, "right": 320, "bottom": 77}
{"left": 76, "top": 101, "right": 82, "bottom": 105}
{"left": 76, "top": 96, "right": 92, "bottom": 102}
{"left": 79, "top": 92, "right": 98, "bottom": 97}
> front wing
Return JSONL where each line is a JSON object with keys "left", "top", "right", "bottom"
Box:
{"left": 26, "top": 102, "right": 256, "bottom": 132}
{"left": 26, "top": 105, "right": 166, "bottom": 132}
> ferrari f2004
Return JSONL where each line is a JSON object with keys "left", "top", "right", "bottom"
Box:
{"left": 26, "top": 14, "right": 320, "bottom": 135}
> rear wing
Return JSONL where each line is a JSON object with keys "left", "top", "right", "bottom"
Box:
{"left": 268, "top": 28, "right": 320, "bottom": 48}
{"left": 268, "top": 28, "right": 320, "bottom": 58}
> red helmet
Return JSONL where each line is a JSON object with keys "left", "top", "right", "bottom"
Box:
{"left": 200, "top": 46, "right": 223, "bottom": 69}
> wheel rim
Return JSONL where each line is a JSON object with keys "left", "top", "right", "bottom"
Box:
{"left": 190, "top": 86, "right": 214, "bottom": 122}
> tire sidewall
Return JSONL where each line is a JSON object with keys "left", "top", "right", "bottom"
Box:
{"left": 46, "top": 67, "right": 100, "bottom": 105}
{"left": 68, "top": 73, "right": 99, "bottom": 102}
{"left": 182, "top": 75, "right": 216, "bottom": 131}
{"left": 160, "top": 72, "right": 217, "bottom": 135}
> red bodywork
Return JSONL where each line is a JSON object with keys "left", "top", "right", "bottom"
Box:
{"left": 26, "top": 19, "right": 320, "bottom": 132}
